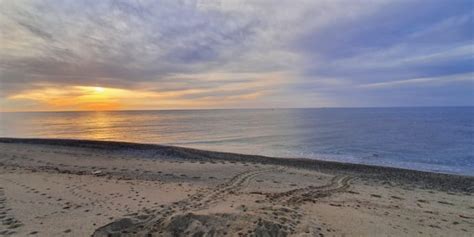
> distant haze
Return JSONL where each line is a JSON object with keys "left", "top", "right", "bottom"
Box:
{"left": 0, "top": 0, "right": 473, "bottom": 111}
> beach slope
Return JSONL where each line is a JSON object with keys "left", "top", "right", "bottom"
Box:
{"left": 0, "top": 138, "right": 473, "bottom": 236}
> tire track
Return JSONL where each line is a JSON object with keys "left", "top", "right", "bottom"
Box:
{"left": 267, "top": 175, "right": 353, "bottom": 205}
{"left": 200, "top": 167, "right": 281, "bottom": 205}
{"left": 93, "top": 167, "right": 282, "bottom": 236}
{"left": 94, "top": 169, "right": 353, "bottom": 237}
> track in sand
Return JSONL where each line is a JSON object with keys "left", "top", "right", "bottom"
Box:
{"left": 93, "top": 166, "right": 354, "bottom": 236}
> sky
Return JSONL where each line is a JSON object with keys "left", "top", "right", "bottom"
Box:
{"left": 0, "top": 0, "right": 473, "bottom": 111}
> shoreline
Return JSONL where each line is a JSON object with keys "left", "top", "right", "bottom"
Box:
{"left": 1, "top": 137, "right": 473, "bottom": 192}
{"left": 0, "top": 137, "right": 473, "bottom": 236}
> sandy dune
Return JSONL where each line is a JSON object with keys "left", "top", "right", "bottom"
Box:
{"left": 0, "top": 138, "right": 473, "bottom": 236}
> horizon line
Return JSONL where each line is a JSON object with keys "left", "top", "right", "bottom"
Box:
{"left": 1, "top": 105, "right": 473, "bottom": 113}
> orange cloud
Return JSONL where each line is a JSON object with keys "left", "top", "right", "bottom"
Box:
{"left": 3, "top": 72, "right": 291, "bottom": 111}
{"left": 9, "top": 86, "right": 130, "bottom": 111}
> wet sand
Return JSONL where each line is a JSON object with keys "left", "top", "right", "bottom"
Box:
{"left": 0, "top": 138, "right": 473, "bottom": 236}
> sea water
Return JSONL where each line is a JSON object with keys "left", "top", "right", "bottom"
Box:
{"left": 1, "top": 107, "right": 473, "bottom": 175}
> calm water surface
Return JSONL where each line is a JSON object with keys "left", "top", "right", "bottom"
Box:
{"left": 1, "top": 108, "right": 473, "bottom": 175}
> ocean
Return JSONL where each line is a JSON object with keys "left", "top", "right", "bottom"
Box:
{"left": 1, "top": 107, "right": 473, "bottom": 175}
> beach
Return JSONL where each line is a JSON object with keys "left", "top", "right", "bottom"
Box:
{"left": 0, "top": 138, "right": 473, "bottom": 236}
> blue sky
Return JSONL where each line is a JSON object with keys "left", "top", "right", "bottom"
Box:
{"left": 0, "top": 0, "right": 473, "bottom": 111}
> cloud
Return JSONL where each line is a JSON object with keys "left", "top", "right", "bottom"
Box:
{"left": 0, "top": 0, "right": 472, "bottom": 111}
{"left": 359, "top": 73, "right": 474, "bottom": 89}
{"left": 292, "top": 0, "right": 473, "bottom": 106}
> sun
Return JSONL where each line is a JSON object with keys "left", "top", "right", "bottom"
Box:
{"left": 94, "top": 87, "right": 105, "bottom": 93}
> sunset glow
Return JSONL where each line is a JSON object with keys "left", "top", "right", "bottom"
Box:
{"left": 0, "top": 0, "right": 472, "bottom": 112}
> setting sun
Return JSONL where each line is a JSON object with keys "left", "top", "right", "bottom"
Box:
{"left": 94, "top": 87, "right": 105, "bottom": 93}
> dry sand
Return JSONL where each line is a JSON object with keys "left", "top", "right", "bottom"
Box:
{"left": 0, "top": 138, "right": 473, "bottom": 236}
